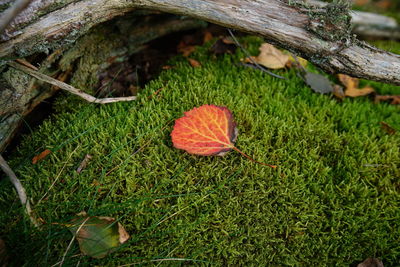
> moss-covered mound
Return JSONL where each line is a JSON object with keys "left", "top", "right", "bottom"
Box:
{"left": 1, "top": 37, "right": 400, "bottom": 266}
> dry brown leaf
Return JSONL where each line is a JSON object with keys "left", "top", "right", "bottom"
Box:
{"left": 210, "top": 38, "right": 236, "bottom": 55}
{"left": 332, "top": 85, "right": 345, "bottom": 100}
{"left": 203, "top": 31, "right": 213, "bottom": 43}
{"left": 162, "top": 65, "right": 173, "bottom": 70}
{"left": 345, "top": 86, "right": 375, "bottom": 97}
{"left": 375, "top": 95, "right": 400, "bottom": 105}
{"left": 357, "top": 257, "right": 384, "bottom": 267}
{"left": 338, "top": 74, "right": 375, "bottom": 97}
{"left": 249, "top": 43, "right": 289, "bottom": 69}
{"left": 32, "top": 149, "right": 52, "bottom": 164}
{"left": 177, "top": 40, "right": 196, "bottom": 57}
{"left": 221, "top": 37, "right": 235, "bottom": 44}
{"left": 338, "top": 74, "right": 359, "bottom": 90}
{"left": 188, "top": 58, "right": 201, "bottom": 68}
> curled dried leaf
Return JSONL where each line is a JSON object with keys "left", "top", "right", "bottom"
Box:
{"left": 338, "top": 74, "right": 375, "bottom": 97}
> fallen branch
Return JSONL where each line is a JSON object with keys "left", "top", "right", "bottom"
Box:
{"left": 0, "top": 154, "right": 39, "bottom": 226}
{"left": 8, "top": 61, "right": 137, "bottom": 104}
{"left": 0, "top": 0, "right": 399, "bottom": 85}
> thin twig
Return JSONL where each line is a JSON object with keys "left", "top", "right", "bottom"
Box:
{"left": 58, "top": 217, "right": 90, "bottom": 267}
{"left": 0, "top": 154, "right": 39, "bottom": 226}
{"left": 227, "top": 29, "right": 286, "bottom": 80}
{"left": 8, "top": 61, "right": 137, "bottom": 104}
{"left": 0, "top": 0, "right": 31, "bottom": 33}
{"left": 38, "top": 146, "right": 80, "bottom": 204}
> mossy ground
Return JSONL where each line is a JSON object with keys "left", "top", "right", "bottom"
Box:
{"left": 1, "top": 36, "right": 400, "bottom": 266}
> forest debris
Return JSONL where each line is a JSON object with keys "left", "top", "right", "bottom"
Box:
{"left": 338, "top": 74, "right": 375, "bottom": 97}
{"left": 203, "top": 31, "right": 213, "bottom": 43}
{"left": 357, "top": 257, "right": 384, "bottom": 267}
{"left": 177, "top": 42, "right": 196, "bottom": 57}
{"left": 8, "top": 61, "right": 137, "bottom": 104}
{"left": 210, "top": 37, "right": 237, "bottom": 55}
{"left": 332, "top": 85, "right": 346, "bottom": 99}
{"left": 380, "top": 122, "right": 396, "bottom": 135}
{"left": 32, "top": 149, "right": 52, "bottom": 164}
{"left": 304, "top": 72, "right": 333, "bottom": 94}
{"left": 0, "top": 155, "right": 39, "bottom": 226}
{"left": 76, "top": 154, "right": 93, "bottom": 174}
{"left": 188, "top": 58, "right": 201, "bottom": 67}
{"left": 67, "top": 214, "right": 130, "bottom": 259}
{"left": 244, "top": 43, "right": 289, "bottom": 69}
{"left": 374, "top": 95, "right": 400, "bottom": 105}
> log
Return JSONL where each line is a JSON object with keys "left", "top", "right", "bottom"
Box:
{"left": 0, "top": 0, "right": 400, "bottom": 85}
{"left": 0, "top": 12, "right": 206, "bottom": 153}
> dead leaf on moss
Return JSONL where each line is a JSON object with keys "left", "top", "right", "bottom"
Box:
{"left": 188, "top": 58, "right": 201, "bottom": 68}
{"left": 177, "top": 41, "right": 196, "bottom": 57}
{"left": 380, "top": 122, "right": 396, "bottom": 135}
{"left": 67, "top": 214, "right": 129, "bottom": 259}
{"left": 76, "top": 154, "right": 93, "bottom": 174}
{"left": 332, "top": 85, "right": 346, "bottom": 100}
{"left": 304, "top": 72, "right": 333, "bottom": 94}
{"left": 32, "top": 149, "right": 52, "bottom": 164}
{"left": 337, "top": 74, "right": 375, "bottom": 97}
{"left": 203, "top": 31, "right": 213, "bottom": 43}
{"left": 374, "top": 95, "right": 400, "bottom": 105}
{"left": 357, "top": 257, "right": 384, "bottom": 267}
{"left": 245, "top": 43, "right": 289, "bottom": 69}
{"left": 210, "top": 37, "right": 237, "bottom": 55}
{"left": 162, "top": 65, "right": 173, "bottom": 70}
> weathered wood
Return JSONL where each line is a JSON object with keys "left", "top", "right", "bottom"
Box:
{"left": 308, "top": 0, "right": 400, "bottom": 39}
{"left": 0, "top": 0, "right": 399, "bottom": 85}
{"left": 0, "top": 13, "right": 206, "bottom": 153}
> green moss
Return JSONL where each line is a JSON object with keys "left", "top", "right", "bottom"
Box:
{"left": 1, "top": 37, "right": 400, "bottom": 266}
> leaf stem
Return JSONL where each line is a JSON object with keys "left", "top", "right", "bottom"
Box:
{"left": 232, "top": 146, "right": 277, "bottom": 168}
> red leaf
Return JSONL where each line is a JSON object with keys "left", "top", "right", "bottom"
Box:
{"left": 171, "top": 105, "right": 236, "bottom": 156}
{"left": 171, "top": 105, "right": 276, "bottom": 168}
{"left": 32, "top": 149, "right": 52, "bottom": 164}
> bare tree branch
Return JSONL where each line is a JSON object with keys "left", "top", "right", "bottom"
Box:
{"left": 0, "top": 0, "right": 400, "bottom": 85}
{"left": 8, "top": 61, "right": 137, "bottom": 104}
{"left": 0, "top": 154, "right": 39, "bottom": 226}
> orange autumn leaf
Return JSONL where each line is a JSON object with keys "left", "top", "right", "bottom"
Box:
{"left": 188, "top": 58, "right": 201, "bottom": 68}
{"left": 32, "top": 149, "right": 52, "bottom": 164}
{"left": 171, "top": 105, "right": 276, "bottom": 168}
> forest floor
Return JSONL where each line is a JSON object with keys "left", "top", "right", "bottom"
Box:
{"left": 0, "top": 34, "right": 399, "bottom": 266}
